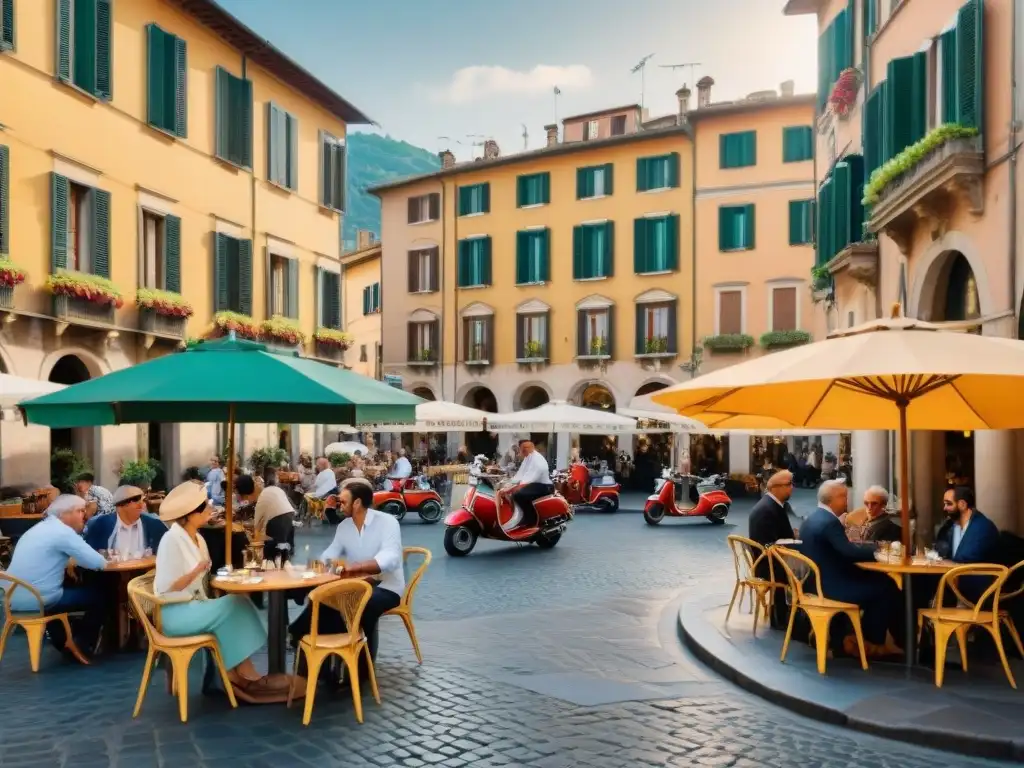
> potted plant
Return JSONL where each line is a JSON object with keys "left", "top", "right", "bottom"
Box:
{"left": 702, "top": 333, "right": 755, "bottom": 353}
{"left": 589, "top": 337, "right": 608, "bottom": 356}
{"left": 47, "top": 272, "right": 123, "bottom": 323}
{"left": 314, "top": 328, "right": 352, "bottom": 360}
{"left": 327, "top": 452, "right": 351, "bottom": 469}
{"left": 208, "top": 311, "right": 260, "bottom": 340}
{"left": 51, "top": 448, "right": 92, "bottom": 494}
{"left": 417, "top": 348, "right": 434, "bottom": 362}
{"left": 522, "top": 340, "right": 544, "bottom": 360}
{"left": 137, "top": 288, "right": 192, "bottom": 337}
{"left": 760, "top": 330, "right": 812, "bottom": 350}
{"left": 119, "top": 459, "right": 158, "bottom": 490}
{"left": 0, "top": 260, "right": 26, "bottom": 310}
{"left": 828, "top": 68, "right": 861, "bottom": 119}
{"left": 260, "top": 315, "right": 306, "bottom": 347}
{"left": 644, "top": 336, "right": 669, "bottom": 355}
{"left": 248, "top": 446, "right": 289, "bottom": 484}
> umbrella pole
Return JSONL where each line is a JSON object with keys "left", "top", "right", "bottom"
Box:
{"left": 225, "top": 404, "right": 236, "bottom": 565}
{"left": 897, "top": 401, "right": 911, "bottom": 562}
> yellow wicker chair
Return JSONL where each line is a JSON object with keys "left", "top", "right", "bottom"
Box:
{"left": 127, "top": 572, "right": 238, "bottom": 722}
{"left": 288, "top": 578, "right": 380, "bottom": 725}
{"left": 304, "top": 494, "right": 326, "bottom": 523}
{"left": 0, "top": 571, "right": 90, "bottom": 672}
{"left": 383, "top": 546, "right": 432, "bottom": 662}
{"left": 772, "top": 546, "right": 869, "bottom": 675}
{"left": 725, "top": 535, "right": 787, "bottom": 637}
{"left": 917, "top": 564, "right": 1015, "bottom": 688}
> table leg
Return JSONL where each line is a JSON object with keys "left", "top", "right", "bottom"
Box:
{"left": 903, "top": 574, "right": 915, "bottom": 671}
{"left": 267, "top": 591, "right": 288, "bottom": 675}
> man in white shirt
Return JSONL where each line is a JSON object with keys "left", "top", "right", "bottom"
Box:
{"left": 312, "top": 457, "right": 341, "bottom": 525}
{"left": 389, "top": 449, "right": 412, "bottom": 480}
{"left": 289, "top": 481, "right": 403, "bottom": 683}
{"left": 206, "top": 456, "right": 226, "bottom": 506}
{"left": 502, "top": 439, "right": 553, "bottom": 529}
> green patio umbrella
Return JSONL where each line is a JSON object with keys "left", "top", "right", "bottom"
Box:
{"left": 20, "top": 334, "right": 421, "bottom": 551}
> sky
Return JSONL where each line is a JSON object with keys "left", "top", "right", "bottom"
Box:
{"left": 217, "top": 0, "right": 819, "bottom": 161}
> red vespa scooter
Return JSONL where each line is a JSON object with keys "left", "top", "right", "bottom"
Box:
{"left": 556, "top": 462, "right": 620, "bottom": 513}
{"left": 643, "top": 469, "right": 731, "bottom": 526}
{"left": 443, "top": 456, "right": 573, "bottom": 556}
{"left": 372, "top": 475, "right": 444, "bottom": 523}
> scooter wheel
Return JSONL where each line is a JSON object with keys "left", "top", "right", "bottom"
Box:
{"left": 444, "top": 526, "right": 477, "bottom": 556}
{"left": 599, "top": 496, "right": 619, "bottom": 513}
{"left": 418, "top": 500, "right": 443, "bottom": 524}
{"left": 644, "top": 503, "right": 665, "bottom": 526}
{"left": 535, "top": 531, "right": 562, "bottom": 549}
{"left": 707, "top": 503, "right": 729, "bottom": 525}
{"left": 383, "top": 501, "right": 406, "bottom": 522}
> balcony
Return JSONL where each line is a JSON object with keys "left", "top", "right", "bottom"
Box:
{"left": 826, "top": 240, "right": 879, "bottom": 288}
{"left": 139, "top": 309, "right": 187, "bottom": 349}
{"left": 53, "top": 294, "right": 115, "bottom": 335}
{"left": 866, "top": 134, "right": 984, "bottom": 255}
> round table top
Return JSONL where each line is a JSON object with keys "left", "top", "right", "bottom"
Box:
{"left": 105, "top": 556, "right": 156, "bottom": 572}
{"left": 858, "top": 558, "right": 956, "bottom": 575}
{"left": 211, "top": 568, "right": 339, "bottom": 593}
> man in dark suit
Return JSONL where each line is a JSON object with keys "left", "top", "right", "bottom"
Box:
{"left": 933, "top": 486, "right": 999, "bottom": 604}
{"left": 861, "top": 485, "right": 902, "bottom": 543}
{"left": 748, "top": 470, "right": 798, "bottom": 628}
{"left": 83, "top": 485, "right": 167, "bottom": 554}
{"left": 799, "top": 479, "right": 903, "bottom": 657}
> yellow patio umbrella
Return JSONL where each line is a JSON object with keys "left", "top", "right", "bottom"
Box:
{"left": 651, "top": 305, "right": 1024, "bottom": 557}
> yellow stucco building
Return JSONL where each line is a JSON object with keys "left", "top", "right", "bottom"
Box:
{"left": 341, "top": 231, "right": 382, "bottom": 381}
{"left": 0, "top": 0, "right": 368, "bottom": 487}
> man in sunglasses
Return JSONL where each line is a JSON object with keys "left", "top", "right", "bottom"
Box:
{"left": 84, "top": 485, "right": 167, "bottom": 557}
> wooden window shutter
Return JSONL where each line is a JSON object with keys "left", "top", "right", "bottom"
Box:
{"left": 332, "top": 142, "right": 346, "bottom": 211}
{"left": 407, "top": 250, "right": 417, "bottom": 292}
{"left": 540, "top": 228, "right": 551, "bottom": 282}
{"left": 215, "top": 68, "right": 231, "bottom": 162}
{"left": 174, "top": 36, "right": 188, "bottom": 138}
{"left": 407, "top": 322, "right": 415, "bottom": 361}
{"left": 634, "top": 304, "right": 645, "bottom": 355}
{"left": 55, "top": 0, "right": 71, "bottom": 80}
{"left": 666, "top": 214, "right": 680, "bottom": 270}
{"left": 146, "top": 25, "right": 167, "bottom": 130}
{"left": 407, "top": 196, "right": 418, "bottom": 224}
{"left": 460, "top": 317, "right": 469, "bottom": 361}
{"left": 572, "top": 226, "right": 584, "bottom": 279}
{"left": 286, "top": 114, "right": 298, "bottom": 190}
{"left": 863, "top": 87, "right": 883, "bottom": 175}
{"left": 719, "top": 291, "right": 742, "bottom": 335}
{"left": 956, "top": 0, "right": 984, "bottom": 132}
{"left": 429, "top": 247, "right": 439, "bottom": 291}
{"left": 940, "top": 29, "right": 958, "bottom": 125}
{"left": 163, "top": 214, "right": 181, "bottom": 292}
{"left": 0, "top": 145, "right": 8, "bottom": 257}
{"left": 516, "top": 314, "right": 525, "bottom": 359}
{"left": 540, "top": 173, "right": 550, "bottom": 204}
{"left": 576, "top": 167, "right": 588, "bottom": 199}
{"left": 636, "top": 157, "right": 648, "bottom": 190}
{"left": 327, "top": 272, "right": 341, "bottom": 327}
{"left": 816, "top": 177, "right": 833, "bottom": 266}
{"left": 576, "top": 309, "right": 586, "bottom": 356}
{"left": 633, "top": 218, "right": 647, "bottom": 274}
{"left": 515, "top": 231, "right": 528, "bottom": 284}
{"left": 486, "top": 316, "right": 495, "bottom": 362}
{"left": 832, "top": 162, "right": 851, "bottom": 252}
{"left": 743, "top": 205, "right": 756, "bottom": 249}
{"left": 286, "top": 257, "right": 299, "bottom": 319}
{"left": 213, "top": 232, "right": 229, "bottom": 312}
{"left": 95, "top": 0, "right": 113, "bottom": 99}
{"left": 910, "top": 51, "right": 928, "bottom": 144}
{"left": 240, "top": 76, "right": 254, "bottom": 169}
{"left": 667, "top": 301, "right": 678, "bottom": 353}
{"left": 91, "top": 188, "right": 111, "bottom": 278}
{"left": 238, "top": 238, "right": 253, "bottom": 315}
{"left": 668, "top": 152, "right": 680, "bottom": 187}
{"left": 429, "top": 320, "right": 439, "bottom": 359}
{"left": 428, "top": 193, "right": 440, "bottom": 221}
{"left": 718, "top": 207, "right": 731, "bottom": 251}
{"left": 1, "top": 0, "right": 14, "bottom": 49}
{"left": 886, "top": 56, "right": 916, "bottom": 160}
{"left": 772, "top": 287, "right": 797, "bottom": 331}
{"left": 267, "top": 104, "right": 279, "bottom": 184}
{"left": 543, "top": 312, "right": 551, "bottom": 359}
{"left": 604, "top": 163, "right": 614, "bottom": 195}
{"left": 606, "top": 306, "right": 616, "bottom": 358}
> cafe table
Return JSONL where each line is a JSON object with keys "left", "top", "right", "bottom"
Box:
{"left": 102, "top": 556, "right": 157, "bottom": 651}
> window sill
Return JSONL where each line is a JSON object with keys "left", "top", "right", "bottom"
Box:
{"left": 516, "top": 281, "right": 547, "bottom": 287}
{"left": 638, "top": 186, "right": 676, "bottom": 195}
{"left": 574, "top": 275, "right": 610, "bottom": 282}
{"left": 459, "top": 211, "right": 487, "bottom": 219}
{"left": 55, "top": 78, "right": 107, "bottom": 105}
{"left": 518, "top": 203, "right": 548, "bottom": 210}
{"left": 214, "top": 155, "right": 252, "bottom": 174}
{"left": 408, "top": 218, "right": 439, "bottom": 226}
{"left": 407, "top": 360, "right": 438, "bottom": 368}
{"left": 782, "top": 157, "right": 812, "bottom": 164}
{"left": 516, "top": 357, "right": 548, "bottom": 365}
{"left": 578, "top": 194, "right": 610, "bottom": 202}
{"left": 409, "top": 288, "right": 437, "bottom": 295}
{"left": 636, "top": 269, "right": 675, "bottom": 277}
{"left": 266, "top": 179, "right": 296, "bottom": 195}
{"left": 457, "top": 284, "right": 489, "bottom": 290}
{"left": 721, "top": 247, "right": 754, "bottom": 253}
{"left": 634, "top": 352, "right": 676, "bottom": 360}
{"left": 576, "top": 354, "right": 611, "bottom": 362}
{"left": 719, "top": 164, "right": 756, "bottom": 171}
{"left": 789, "top": 242, "right": 813, "bottom": 247}
{"left": 145, "top": 123, "right": 183, "bottom": 143}
{"left": 464, "top": 360, "right": 490, "bottom": 367}
{"left": 318, "top": 203, "right": 344, "bottom": 216}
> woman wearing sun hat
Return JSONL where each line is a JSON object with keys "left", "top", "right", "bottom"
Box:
{"left": 154, "top": 481, "right": 277, "bottom": 700}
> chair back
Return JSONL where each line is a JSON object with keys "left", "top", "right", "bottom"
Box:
{"left": 771, "top": 546, "right": 820, "bottom": 604}
{"left": 935, "top": 564, "right": 1009, "bottom": 621}
{"left": 401, "top": 546, "right": 432, "bottom": 610}
{"left": 0, "top": 571, "right": 45, "bottom": 618}
{"left": 726, "top": 535, "right": 769, "bottom": 583}
{"left": 1001, "top": 558, "right": 1024, "bottom": 603}
{"left": 308, "top": 578, "right": 372, "bottom": 645}
{"left": 127, "top": 571, "right": 167, "bottom": 644}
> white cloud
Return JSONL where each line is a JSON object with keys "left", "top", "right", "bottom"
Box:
{"left": 430, "top": 64, "right": 593, "bottom": 105}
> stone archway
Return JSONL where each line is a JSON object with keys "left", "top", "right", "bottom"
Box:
{"left": 632, "top": 381, "right": 672, "bottom": 489}
{"left": 516, "top": 384, "right": 552, "bottom": 456}
{"left": 462, "top": 385, "right": 498, "bottom": 457}
{"left": 909, "top": 232, "right": 994, "bottom": 322}
{"left": 574, "top": 383, "right": 617, "bottom": 461}
{"left": 47, "top": 354, "right": 96, "bottom": 492}
{"left": 411, "top": 386, "right": 436, "bottom": 401}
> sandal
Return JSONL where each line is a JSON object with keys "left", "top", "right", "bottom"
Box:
{"left": 231, "top": 675, "right": 303, "bottom": 705}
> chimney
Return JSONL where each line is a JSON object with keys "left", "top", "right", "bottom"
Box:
{"left": 544, "top": 123, "right": 558, "bottom": 147}
{"left": 438, "top": 149, "right": 456, "bottom": 169}
{"left": 675, "top": 84, "right": 692, "bottom": 124}
{"left": 357, "top": 229, "right": 376, "bottom": 250}
{"left": 780, "top": 80, "right": 795, "bottom": 97}
{"left": 483, "top": 139, "right": 500, "bottom": 160}
{"left": 696, "top": 76, "right": 714, "bottom": 108}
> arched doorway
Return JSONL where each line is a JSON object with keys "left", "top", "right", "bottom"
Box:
{"left": 412, "top": 387, "right": 436, "bottom": 401}
{"left": 48, "top": 355, "right": 95, "bottom": 492}
{"left": 517, "top": 385, "right": 551, "bottom": 457}
{"left": 463, "top": 386, "right": 498, "bottom": 458}
{"left": 632, "top": 382, "right": 671, "bottom": 491}
{"left": 396, "top": 387, "right": 437, "bottom": 458}
{"left": 576, "top": 383, "right": 616, "bottom": 464}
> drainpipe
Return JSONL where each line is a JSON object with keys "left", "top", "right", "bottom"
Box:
{"left": 451, "top": 179, "right": 459, "bottom": 404}
{"left": 439, "top": 179, "right": 447, "bottom": 400}
{"left": 1010, "top": 0, "right": 1019, "bottom": 329}
{"left": 690, "top": 128, "right": 698, "bottom": 377}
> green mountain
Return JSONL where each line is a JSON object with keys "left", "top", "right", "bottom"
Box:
{"left": 344, "top": 132, "right": 440, "bottom": 247}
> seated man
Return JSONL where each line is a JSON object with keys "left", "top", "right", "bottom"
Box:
{"left": 205, "top": 456, "right": 226, "bottom": 506}
{"left": 859, "top": 486, "right": 901, "bottom": 544}
{"left": 502, "top": 439, "right": 552, "bottom": 529}
{"left": 799, "top": 480, "right": 903, "bottom": 658}
{"left": 5, "top": 495, "right": 109, "bottom": 655}
{"left": 312, "top": 457, "right": 341, "bottom": 525}
{"left": 933, "top": 486, "right": 999, "bottom": 604}
{"left": 76, "top": 472, "right": 114, "bottom": 517}
{"left": 84, "top": 485, "right": 166, "bottom": 556}
{"left": 748, "top": 470, "right": 798, "bottom": 628}
{"left": 388, "top": 449, "right": 412, "bottom": 480}
{"left": 288, "top": 482, "right": 403, "bottom": 683}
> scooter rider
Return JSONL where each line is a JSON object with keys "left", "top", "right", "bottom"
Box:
{"left": 500, "top": 439, "right": 553, "bottom": 528}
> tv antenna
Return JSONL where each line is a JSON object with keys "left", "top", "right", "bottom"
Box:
{"left": 521, "top": 124, "right": 529, "bottom": 151}
{"left": 630, "top": 53, "right": 655, "bottom": 112}
{"left": 660, "top": 62, "right": 702, "bottom": 85}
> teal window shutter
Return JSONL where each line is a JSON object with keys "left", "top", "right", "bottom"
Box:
{"left": 816, "top": 28, "right": 830, "bottom": 111}
{"left": 863, "top": 86, "right": 883, "bottom": 175}
{"left": 832, "top": 162, "right": 851, "bottom": 253}
{"left": 516, "top": 176, "right": 526, "bottom": 206}
{"left": 458, "top": 186, "right": 469, "bottom": 215}
{"left": 636, "top": 157, "right": 648, "bottom": 190}
{"left": 956, "top": 0, "right": 984, "bottom": 132}
{"left": 718, "top": 206, "right": 730, "bottom": 251}
{"left": 633, "top": 218, "right": 647, "bottom": 273}
{"left": 910, "top": 51, "right": 928, "bottom": 144}
{"left": 163, "top": 214, "right": 181, "bottom": 292}
{"left": 215, "top": 67, "right": 253, "bottom": 168}
{"left": 481, "top": 183, "right": 490, "bottom": 212}
{"left": 174, "top": 36, "right": 188, "bottom": 137}
{"left": 287, "top": 114, "right": 298, "bottom": 190}
{"left": 788, "top": 200, "right": 813, "bottom": 245}
{"left": 239, "top": 76, "right": 254, "bottom": 170}
{"left": 720, "top": 133, "right": 757, "bottom": 168}
{"left": 540, "top": 172, "right": 550, "bottom": 204}
{"left": 516, "top": 231, "right": 529, "bottom": 283}
{"left": 362, "top": 285, "right": 369, "bottom": 315}
{"left": 816, "top": 178, "right": 833, "bottom": 266}
{"left": 286, "top": 257, "right": 299, "bottom": 318}
{"left": 572, "top": 226, "right": 583, "bottom": 279}
{"left": 213, "top": 233, "right": 228, "bottom": 312}
{"left": 481, "top": 237, "right": 492, "bottom": 284}
{"left": 666, "top": 214, "right": 679, "bottom": 270}
{"left": 783, "top": 127, "right": 813, "bottom": 163}
{"left": 238, "top": 238, "right": 253, "bottom": 315}
{"left": 886, "top": 56, "right": 917, "bottom": 159}
{"left": 604, "top": 163, "right": 614, "bottom": 195}
{"left": 1, "top": 0, "right": 14, "bottom": 50}
{"left": 73, "top": 0, "right": 97, "bottom": 95}
{"left": 146, "top": 25, "right": 167, "bottom": 130}
{"left": 576, "top": 167, "right": 588, "bottom": 199}
{"left": 743, "top": 205, "right": 755, "bottom": 249}
{"left": 51, "top": 173, "right": 69, "bottom": 271}
{"left": 0, "top": 145, "right": 8, "bottom": 257}
{"left": 215, "top": 67, "right": 230, "bottom": 162}
{"left": 56, "top": 0, "right": 71, "bottom": 81}
{"left": 940, "top": 28, "right": 958, "bottom": 125}
{"left": 457, "top": 239, "right": 468, "bottom": 286}
{"left": 147, "top": 25, "right": 186, "bottom": 136}
{"left": 91, "top": 188, "right": 110, "bottom": 278}
{"left": 742, "top": 132, "right": 756, "bottom": 166}
{"left": 865, "top": 0, "right": 877, "bottom": 38}
{"left": 539, "top": 228, "right": 550, "bottom": 281}
{"left": 667, "top": 152, "right": 680, "bottom": 187}
{"left": 95, "top": 0, "right": 112, "bottom": 99}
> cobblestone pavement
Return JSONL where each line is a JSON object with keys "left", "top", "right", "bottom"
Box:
{"left": 0, "top": 495, "right": 1016, "bottom": 767}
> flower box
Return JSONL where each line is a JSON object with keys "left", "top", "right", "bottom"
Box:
{"left": 139, "top": 308, "right": 187, "bottom": 339}
{"left": 136, "top": 288, "right": 193, "bottom": 319}
{"left": 46, "top": 272, "right": 123, "bottom": 310}
{"left": 703, "top": 334, "right": 754, "bottom": 353}
{"left": 0, "top": 260, "right": 27, "bottom": 307}
{"left": 828, "top": 68, "right": 861, "bottom": 119}
{"left": 313, "top": 328, "right": 352, "bottom": 359}
{"left": 53, "top": 294, "right": 115, "bottom": 326}
{"left": 315, "top": 342, "right": 345, "bottom": 362}
{"left": 760, "top": 330, "right": 812, "bottom": 350}
{"left": 260, "top": 316, "right": 306, "bottom": 347}
{"left": 0, "top": 286, "right": 12, "bottom": 311}
{"left": 209, "top": 311, "right": 259, "bottom": 340}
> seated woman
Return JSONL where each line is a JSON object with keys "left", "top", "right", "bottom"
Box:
{"left": 253, "top": 485, "right": 295, "bottom": 562}
{"left": 154, "top": 481, "right": 284, "bottom": 701}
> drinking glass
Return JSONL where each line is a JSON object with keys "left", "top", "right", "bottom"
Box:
{"left": 143, "top": 547, "right": 153, "bottom": 558}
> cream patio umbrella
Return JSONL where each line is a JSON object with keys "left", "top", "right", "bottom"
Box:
{"left": 650, "top": 306, "right": 1024, "bottom": 558}
{"left": 357, "top": 400, "right": 492, "bottom": 432}
{"left": 486, "top": 400, "right": 637, "bottom": 433}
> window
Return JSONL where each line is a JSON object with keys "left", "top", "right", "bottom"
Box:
{"left": 634, "top": 215, "right": 679, "bottom": 274}
{"left": 576, "top": 164, "right": 614, "bottom": 199}
{"left": 316, "top": 267, "right": 341, "bottom": 328}
{"left": 51, "top": 173, "right": 110, "bottom": 277}
{"left": 584, "top": 120, "right": 599, "bottom": 141}
{"left": 517, "top": 172, "right": 550, "bottom": 207}
{"left": 718, "top": 205, "right": 756, "bottom": 251}
{"left": 717, "top": 290, "right": 743, "bottom": 335}
{"left": 360, "top": 344, "right": 368, "bottom": 362}
{"left": 56, "top": 0, "right": 113, "bottom": 100}
{"left": 362, "top": 282, "right": 381, "bottom": 314}
{"left": 1, "top": 0, "right": 14, "bottom": 51}
{"left": 407, "top": 246, "right": 439, "bottom": 293}
{"left": 146, "top": 24, "right": 187, "bottom": 137}
{"left": 268, "top": 253, "right": 298, "bottom": 318}
{"left": 636, "top": 153, "right": 680, "bottom": 191}
{"left": 635, "top": 301, "right": 677, "bottom": 355}
{"left": 319, "top": 131, "right": 346, "bottom": 212}
{"left": 515, "top": 229, "right": 550, "bottom": 284}
{"left": 771, "top": 286, "right": 798, "bottom": 332}
{"left": 267, "top": 103, "right": 298, "bottom": 190}
{"left": 408, "top": 320, "right": 438, "bottom": 362}
{"left": 719, "top": 132, "right": 757, "bottom": 169}
{"left": 816, "top": 157, "right": 865, "bottom": 266}
{"left": 140, "top": 210, "right": 182, "bottom": 292}
{"left": 407, "top": 193, "right": 440, "bottom": 224}
{"left": 782, "top": 126, "right": 813, "bottom": 163}
{"left": 573, "top": 222, "right": 614, "bottom": 280}
{"left": 517, "top": 313, "right": 548, "bottom": 360}
{"left": 577, "top": 307, "right": 612, "bottom": 357}
{"left": 457, "top": 183, "right": 489, "bottom": 216}
{"left": 463, "top": 317, "right": 492, "bottom": 363}
{"left": 457, "top": 237, "right": 491, "bottom": 287}
{"left": 0, "top": 146, "right": 8, "bottom": 258}
{"left": 213, "top": 232, "right": 253, "bottom": 315}
{"left": 788, "top": 200, "right": 814, "bottom": 246}
{"left": 817, "top": 6, "right": 853, "bottom": 111}
{"left": 611, "top": 115, "right": 627, "bottom": 136}
{"left": 213, "top": 67, "right": 253, "bottom": 169}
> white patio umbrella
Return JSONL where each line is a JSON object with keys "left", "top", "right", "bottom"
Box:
{"left": 2, "top": 373, "right": 64, "bottom": 410}
{"left": 357, "top": 400, "right": 492, "bottom": 432}
{"left": 487, "top": 400, "right": 637, "bottom": 434}
{"left": 324, "top": 441, "right": 370, "bottom": 456}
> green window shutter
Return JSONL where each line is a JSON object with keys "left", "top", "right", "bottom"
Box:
{"left": 146, "top": 25, "right": 165, "bottom": 129}
{"left": 372, "top": 282, "right": 380, "bottom": 312}
{"left": 287, "top": 115, "right": 298, "bottom": 190}
{"left": 286, "top": 257, "right": 298, "bottom": 318}
{"left": 516, "top": 176, "right": 526, "bottom": 207}
{"left": 0, "top": 145, "right": 8, "bottom": 257}
{"left": 163, "top": 214, "right": 181, "bottom": 292}
{"left": 910, "top": 51, "right": 928, "bottom": 143}
{"left": 240, "top": 77, "right": 254, "bottom": 169}
{"left": 718, "top": 134, "right": 729, "bottom": 169}
{"left": 816, "top": 28, "right": 829, "bottom": 111}
{"left": 95, "top": 0, "right": 112, "bottom": 99}
{"left": 941, "top": 28, "right": 958, "bottom": 125}
{"left": 833, "top": 8, "right": 850, "bottom": 76}
{"left": 636, "top": 157, "right": 648, "bottom": 190}
{"left": 789, "top": 200, "right": 813, "bottom": 245}
{"left": 332, "top": 140, "right": 345, "bottom": 211}
{"left": 516, "top": 231, "right": 528, "bottom": 283}
{"left": 56, "top": 0, "right": 71, "bottom": 81}
{"left": 481, "top": 183, "right": 490, "bottom": 212}
{"left": 238, "top": 238, "right": 253, "bottom": 315}
{"left": 539, "top": 228, "right": 550, "bottom": 281}
{"left": 783, "top": 127, "right": 813, "bottom": 162}
{"left": 865, "top": 0, "right": 877, "bottom": 37}
{"left": 1, "top": 0, "right": 14, "bottom": 49}
{"left": 633, "top": 218, "right": 647, "bottom": 273}
{"left": 602, "top": 221, "right": 615, "bottom": 277}
{"left": 816, "top": 178, "right": 833, "bottom": 266}
{"left": 742, "top": 205, "right": 756, "bottom": 249}
{"left": 576, "top": 167, "right": 591, "bottom": 199}
{"left": 457, "top": 186, "right": 469, "bottom": 215}
{"left": 457, "top": 240, "right": 468, "bottom": 286}
{"left": 886, "top": 56, "right": 917, "bottom": 159}
{"left": 743, "top": 132, "right": 757, "bottom": 166}
{"left": 667, "top": 152, "right": 680, "bottom": 188}
{"left": 362, "top": 286, "right": 369, "bottom": 315}
{"left": 266, "top": 103, "right": 278, "bottom": 183}
{"left": 51, "top": 173, "right": 69, "bottom": 271}
{"left": 634, "top": 304, "right": 645, "bottom": 355}
{"left": 213, "top": 232, "right": 228, "bottom": 311}
{"left": 215, "top": 67, "right": 230, "bottom": 162}
{"left": 863, "top": 87, "right": 883, "bottom": 175}
{"left": 833, "top": 162, "right": 851, "bottom": 252}
{"left": 718, "top": 207, "right": 736, "bottom": 251}
{"left": 604, "top": 163, "right": 614, "bottom": 195}
{"left": 572, "top": 226, "right": 583, "bottom": 279}
{"left": 666, "top": 214, "right": 679, "bottom": 270}
{"left": 540, "top": 173, "right": 550, "bottom": 204}
{"left": 73, "top": 0, "right": 97, "bottom": 94}
{"left": 173, "top": 36, "right": 187, "bottom": 137}
{"left": 91, "top": 188, "right": 110, "bottom": 278}
{"left": 957, "top": 0, "right": 983, "bottom": 132}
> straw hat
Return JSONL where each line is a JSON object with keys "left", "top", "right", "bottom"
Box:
{"left": 112, "top": 485, "right": 144, "bottom": 505}
{"left": 159, "top": 481, "right": 209, "bottom": 522}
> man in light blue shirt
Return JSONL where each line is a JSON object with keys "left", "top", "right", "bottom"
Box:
{"left": 5, "top": 495, "right": 109, "bottom": 656}
{"left": 206, "top": 455, "right": 226, "bottom": 505}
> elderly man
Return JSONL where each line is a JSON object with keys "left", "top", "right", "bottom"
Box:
{"left": 798, "top": 479, "right": 903, "bottom": 658}
{"left": 503, "top": 439, "right": 552, "bottom": 529}
{"left": 748, "top": 470, "right": 798, "bottom": 629}
{"left": 76, "top": 472, "right": 115, "bottom": 517}
{"left": 389, "top": 449, "right": 412, "bottom": 480}
{"left": 859, "top": 486, "right": 901, "bottom": 543}
{"left": 311, "top": 457, "right": 342, "bottom": 525}
{"left": 5, "top": 495, "right": 109, "bottom": 655}
{"left": 84, "top": 485, "right": 166, "bottom": 556}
